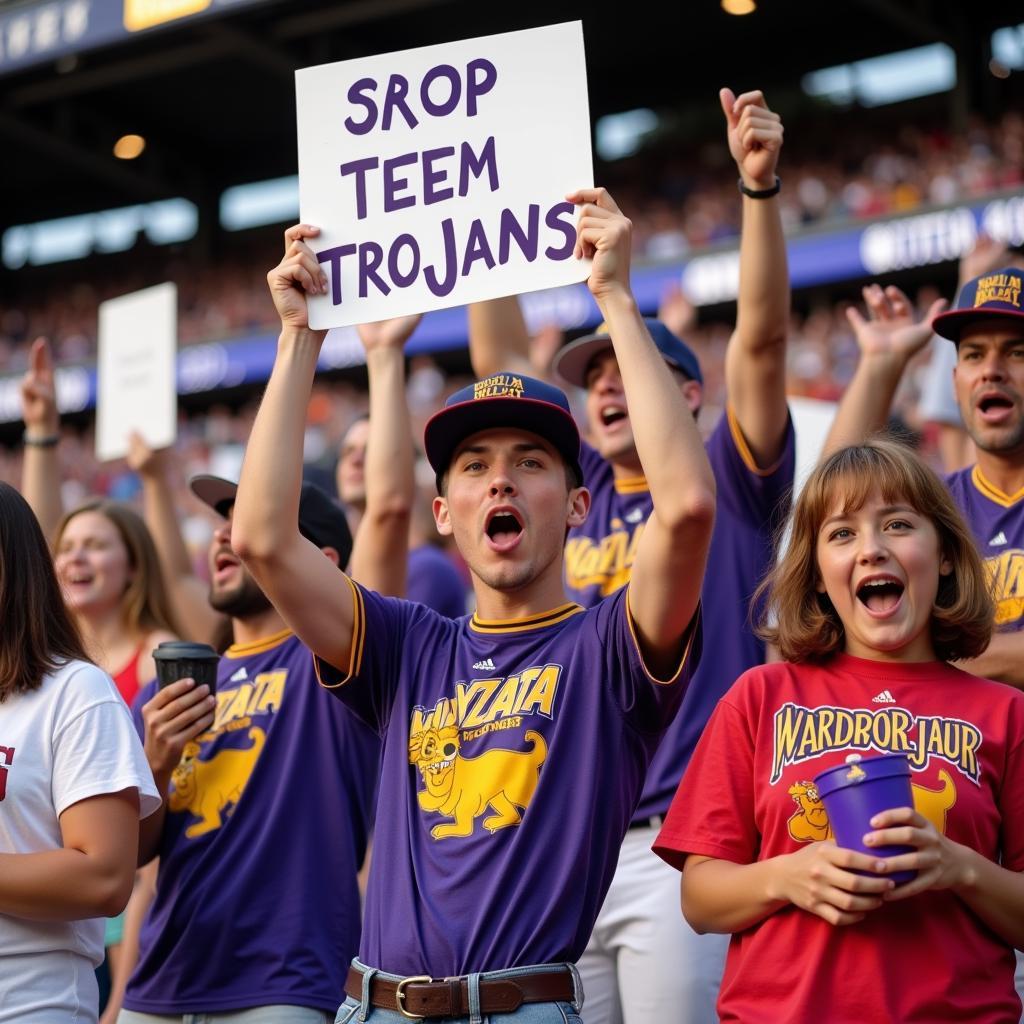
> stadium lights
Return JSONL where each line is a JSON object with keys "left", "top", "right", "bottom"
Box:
{"left": 721, "top": 0, "right": 756, "bottom": 14}
{"left": 114, "top": 134, "right": 146, "bottom": 160}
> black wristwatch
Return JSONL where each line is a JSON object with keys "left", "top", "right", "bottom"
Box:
{"left": 738, "top": 176, "right": 781, "bottom": 199}
{"left": 23, "top": 433, "right": 60, "bottom": 448}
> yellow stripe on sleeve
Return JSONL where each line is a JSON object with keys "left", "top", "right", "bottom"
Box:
{"left": 727, "top": 405, "right": 785, "bottom": 478}
{"left": 625, "top": 587, "right": 701, "bottom": 686}
{"left": 314, "top": 575, "right": 366, "bottom": 689}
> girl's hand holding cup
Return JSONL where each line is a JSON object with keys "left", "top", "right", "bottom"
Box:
{"left": 862, "top": 806, "right": 974, "bottom": 901}
{"left": 770, "top": 840, "right": 894, "bottom": 927}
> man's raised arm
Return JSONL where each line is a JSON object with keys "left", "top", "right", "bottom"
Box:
{"left": 467, "top": 296, "right": 535, "bottom": 380}
{"left": 822, "top": 285, "right": 946, "bottom": 456}
{"left": 231, "top": 225, "right": 357, "bottom": 670}
{"left": 568, "top": 188, "right": 715, "bottom": 676}
{"left": 127, "top": 436, "right": 226, "bottom": 645}
{"left": 348, "top": 315, "right": 421, "bottom": 596}
{"left": 720, "top": 88, "right": 790, "bottom": 466}
{"left": 19, "top": 338, "right": 64, "bottom": 543}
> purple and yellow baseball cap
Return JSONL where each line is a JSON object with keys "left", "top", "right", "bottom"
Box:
{"left": 933, "top": 267, "right": 1024, "bottom": 342}
{"left": 552, "top": 317, "right": 704, "bottom": 388}
{"left": 424, "top": 372, "right": 583, "bottom": 491}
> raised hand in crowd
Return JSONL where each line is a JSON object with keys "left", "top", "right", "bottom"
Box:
{"left": 720, "top": 87, "right": 783, "bottom": 192}
{"left": 823, "top": 284, "right": 948, "bottom": 455}
{"left": 348, "top": 312, "right": 421, "bottom": 596}
{"left": 127, "top": 433, "right": 229, "bottom": 647}
{"left": 657, "top": 284, "right": 698, "bottom": 341}
{"left": 958, "top": 233, "right": 1013, "bottom": 289}
{"left": 566, "top": 184, "right": 714, "bottom": 675}
{"left": 846, "top": 284, "right": 947, "bottom": 364}
{"left": 19, "top": 336, "right": 63, "bottom": 542}
{"left": 20, "top": 336, "right": 59, "bottom": 439}
{"left": 716, "top": 86, "right": 792, "bottom": 468}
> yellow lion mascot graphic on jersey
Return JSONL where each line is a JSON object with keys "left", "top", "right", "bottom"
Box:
{"left": 408, "top": 724, "right": 547, "bottom": 840}
{"left": 169, "top": 726, "right": 266, "bottom": 839}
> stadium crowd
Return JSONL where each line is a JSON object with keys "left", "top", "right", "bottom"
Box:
{"left": 2, "top": 107, "right": 1022, "bottom": 373}
{"left": 1, "top": 52, "right": 1023, "bottom": 1024}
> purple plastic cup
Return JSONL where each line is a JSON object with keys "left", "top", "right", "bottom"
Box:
{"left": 813, "top": 753, "right": 917, "bottom": 885}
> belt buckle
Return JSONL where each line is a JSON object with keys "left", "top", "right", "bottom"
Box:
{"left": 395, "top": 975, "right": 432, "bottom": 1020}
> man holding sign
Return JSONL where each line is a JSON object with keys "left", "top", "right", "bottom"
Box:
{"left": 231, "top": 180, "right": 714, "bottom": 1021}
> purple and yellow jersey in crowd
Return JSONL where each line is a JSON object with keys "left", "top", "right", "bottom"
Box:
{"left": 566, "top": 408, "right": 795, "bottom": 822}
{"left": 315, "top": 583, "right": 701, "bottom": 978}
{"left": 946, "top": 466, "right": 1024, "bottom": 631}
{"left": 125, "top": 631, "right": 380, "bottom": 1016}
{"left": 408, "top": 542, "right": 468, "bottom": 617}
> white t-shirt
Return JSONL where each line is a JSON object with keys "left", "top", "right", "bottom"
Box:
{"left": 0, "top": 658, "right": 159, "bottom": 1021}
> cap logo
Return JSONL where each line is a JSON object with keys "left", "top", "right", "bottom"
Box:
{"left": 974, "top": 273, "right": 1022, "bottom": 309}
{"left": 473, "top": 374, "right": 525, "bottom": 400}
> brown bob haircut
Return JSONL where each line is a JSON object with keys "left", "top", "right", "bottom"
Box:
{"left": 54, "top": 500, "right": 182, "bottom": 640}
{"left": 758, "top": 439, "right": 994, "bottom": 664}
{"left": 0, "top": 483, "right": 88, "bottom": 701}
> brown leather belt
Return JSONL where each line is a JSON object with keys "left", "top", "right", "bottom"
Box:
{"left": 344, "top": 964, "right": 575, "bottom": 1019}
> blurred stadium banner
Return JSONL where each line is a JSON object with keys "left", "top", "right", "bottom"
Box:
{"left": 1, "top": 187, "right": 1021, "bottom": 424}
{"left": 0, "top": 0, "right": 271, "bottom": 75}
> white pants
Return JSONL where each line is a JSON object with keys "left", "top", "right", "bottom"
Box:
{"left": 0, "top": 951, "right": 98, "bottom": 1024}
{"left": 577, "top": 825, "right": 728, "bottom": 1024}
{"left": 1016, "top": 948, "right": 1024, "bottom": 1023}
{"left": 119, "top": 1008, "right": 331, "bottom": 1023}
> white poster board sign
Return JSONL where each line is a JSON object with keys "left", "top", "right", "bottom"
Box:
{"left": 295, "top": 21, "right": 593, "bottom": 329}
{"left": 96, "top": 283, "right": 177, "bottom": 462}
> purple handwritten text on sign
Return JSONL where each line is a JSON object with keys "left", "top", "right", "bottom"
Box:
{"left": 343, "top": 59, "right": 498, "bottom": 135}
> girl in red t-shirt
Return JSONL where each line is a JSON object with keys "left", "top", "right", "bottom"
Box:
{"left": 655, "top": 440, "right": 1024, "bottom": 1023}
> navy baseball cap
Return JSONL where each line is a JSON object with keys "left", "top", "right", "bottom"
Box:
{"left": 423, "top": 372, "right": 583, "bottom": 491}
{"left": 190, "top": 475, "right": 353, "bottom": 568}
{"left": 552, "top": 318, "right": 704, "bottom": 388}
{"left": 933, "top": 267, "right": 1024, "bottom": 342}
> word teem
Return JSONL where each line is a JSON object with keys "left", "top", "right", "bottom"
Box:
{"left": 340, "top": 137, "right": 499, "bottom": 220}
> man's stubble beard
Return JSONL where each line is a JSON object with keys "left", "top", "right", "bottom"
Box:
{"left": 208, "top": 573, "right": 273, "bottom": 619}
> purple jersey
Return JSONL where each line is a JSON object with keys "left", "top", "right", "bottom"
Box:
{"left": 315, "top": 583, "right": 701, "bottom": 977}
{"left": 125, "top": 631, "right": 380, "bottom": 1015}
{"left": 946, "top": 466, "right": 1024, "bottom": 631}
{"left": 408, "top": 543, "right": 468, "bottom": 617}
{"left": 567, "top": 409, "right": 795, "bottom": 821}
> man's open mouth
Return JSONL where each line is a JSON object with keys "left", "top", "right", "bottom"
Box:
{"left": 600, "top": 404, "right": 628, "bottom": 427}
{"left": 856, "top": 577, "right": 904, "bottom": 613}
{"left": 977, "top": 392, "right": 1014, "bottom": 416}
{"left": 486, "top": 510, "right": 524, "bottom": 546}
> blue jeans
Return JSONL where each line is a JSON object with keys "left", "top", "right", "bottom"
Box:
{"left": 336, "top": 961, "right": 583, "bottom": 1024}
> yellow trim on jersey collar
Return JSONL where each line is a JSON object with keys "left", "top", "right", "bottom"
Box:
{"left": 971, "top": 466, "right": 1024, "bottom": 508}
{"left": 225, "top": 627, "right": 293, "bottom": 658}
{"left": 614, "top": 475, "right": 649, "bottom": 495}
{"left": 470, "top": 602, "right": 584, "bottom": 634}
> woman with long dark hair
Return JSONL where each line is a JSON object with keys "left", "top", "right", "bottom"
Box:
{"left": 19, "top": 339, "right": 186, "bottom": 1021}
{"left": 0, "top": 482, "right": 159, "bottom": 1023}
